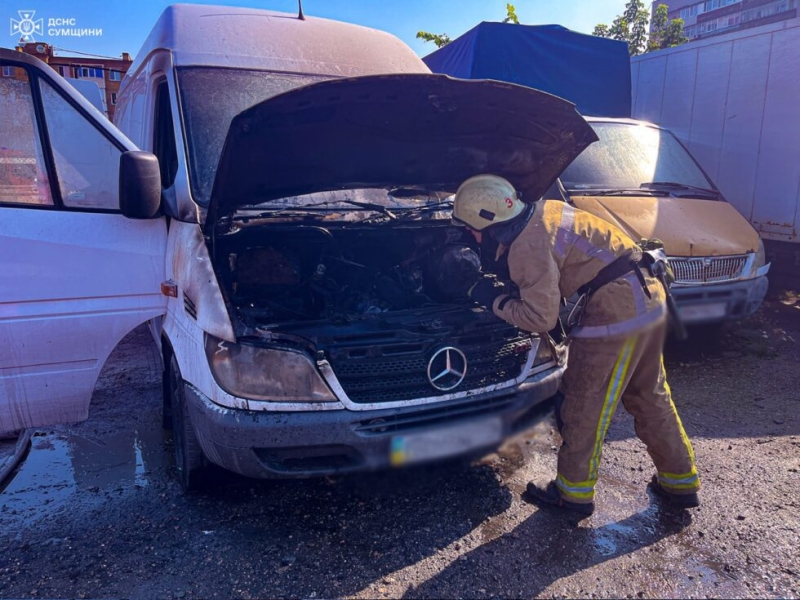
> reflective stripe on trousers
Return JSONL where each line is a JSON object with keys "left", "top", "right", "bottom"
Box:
{"left": 556, "top": 338, "right": 637, "bottom": 501}
{"left": 555, "top": 324, "right": 700, "bottom": 503}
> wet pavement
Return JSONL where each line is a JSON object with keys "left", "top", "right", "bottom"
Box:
{"left": 0, "top": 294, "right": 798, "bottom": 599}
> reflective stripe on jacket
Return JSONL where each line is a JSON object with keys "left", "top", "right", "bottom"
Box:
{"left": 492, "top": 201, "right": 666, "bottom": 337}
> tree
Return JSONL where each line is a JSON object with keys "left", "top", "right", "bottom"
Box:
{"left": 593, "top": 0, "right": 647, "bottom": 55}
{"left": 608, "top": 14, "right": 630, "bottom": 42}
{"left": 663, "top": 18, "right": 689, "bottom": 47}
{"left": 417, "top": 3, "right": 519, "bottom": 48}
{"left": 649, "top": 4, "right": 689, "bottom": 51}
{"left": 415, "top": 31, "right": 452, "bottom": 48}
{"left": 503, "top": 3, "right": 520, "bottom": 24}
{"left": 649, "top": 4, "right": 668, "bottom": 51}
{"left": 593, "top": 24, "right": 610, "bottom": 38}
{"left": 624, "top": 0, "right": 650, "bottom": 56}
{"left": 593, "top": 1, "right": 688, "bottom": 55}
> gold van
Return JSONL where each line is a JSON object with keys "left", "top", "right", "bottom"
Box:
{"left": 547, "top": 118, "right": 770, "bottom": 326}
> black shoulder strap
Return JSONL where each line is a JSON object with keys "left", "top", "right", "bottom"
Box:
{"left": 577, "top": 253, "right": 638, "bottom": 296}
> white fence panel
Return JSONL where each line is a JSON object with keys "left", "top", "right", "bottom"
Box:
{"left": 751, "top": 27, "right": 800, "bottom": 238}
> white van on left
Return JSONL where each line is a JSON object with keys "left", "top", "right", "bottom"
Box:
{"left": 0, "top": 48, "right": 167, "bottom": 432}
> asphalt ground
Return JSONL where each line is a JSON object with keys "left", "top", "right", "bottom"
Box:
{"left": 0, "top": 290, "right": 798, "bottom": 599}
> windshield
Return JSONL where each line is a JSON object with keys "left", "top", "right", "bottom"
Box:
{"left": 178, "top": 67, "right": 333, "bottom": 206}
{"left": 561, "top": 122, "right": 714, "bottom": 192}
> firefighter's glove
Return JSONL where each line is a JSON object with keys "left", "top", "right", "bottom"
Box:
{"left": 640, "top": 247, "right": 675, "bottom": 288}
{"left": 638, "top": 238, "right": 666, "bottom": 252}
{"left": 663, "top": 262, "right": 676, "bottom": 287}
{"left": 468, "top": 275, "right": 507, "bottom": 308}
{"left": 638, "top": 239, "right": 676, "bottom": 286}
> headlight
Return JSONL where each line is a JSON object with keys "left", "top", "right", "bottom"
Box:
{"left": 750, "top": 239, "right": 770, "bottom": 278}
{"left": 533, "top": 335, "right": 555, "bottom": 366}
{"left": 205, "top": 335, "right": 337, "bottom": 402}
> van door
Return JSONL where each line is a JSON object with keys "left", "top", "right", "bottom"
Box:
{"left": 0, "top": 52, "right": 167, "bottom": 431}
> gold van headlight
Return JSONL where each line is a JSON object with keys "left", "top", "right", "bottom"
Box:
{"left": 205, "top": 334, "right": 337, "bottom": 402}
{"left": 750, "top": 240, "right": 770, "bottom": 278}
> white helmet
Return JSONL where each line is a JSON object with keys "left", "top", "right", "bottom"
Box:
{"left": 452, "top": 175, "right": 525, "bottom": 231}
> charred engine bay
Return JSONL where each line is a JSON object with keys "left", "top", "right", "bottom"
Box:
{"left": 215, "top": 221, "right": 499, "bottom": 336}
{"left": 212, "top": 221, "right": 535, "bottom": 403}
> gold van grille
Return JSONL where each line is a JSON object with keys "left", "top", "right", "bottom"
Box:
{"left": 668, "top": 255, "right": 748, "bottom": 284}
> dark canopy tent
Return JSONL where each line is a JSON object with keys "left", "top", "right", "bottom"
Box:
{"left": 423, "top": 22, "right": 632, "bottom": 118}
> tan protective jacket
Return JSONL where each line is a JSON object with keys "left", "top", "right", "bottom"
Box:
{"left": 492, "top": 201, "right": 666, "bottom": 338}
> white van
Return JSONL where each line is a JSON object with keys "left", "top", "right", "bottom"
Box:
{"left": 0, "top": 5, "right": 597, "bottom": 490}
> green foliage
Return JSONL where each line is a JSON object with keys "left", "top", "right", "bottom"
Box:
{"left": 650, "top": 3, "right": 669, "bottom": 35}
{"left": 418, "top": 3, "right": 520, "bottom": 48}
{"left": 625, "top": 0, "right": 650, "bottom": 56}
{"left": 593, "top": 1, "right": 688, "bottom": 56}
{"left": 663, "top": 17, "right": 689, "bottom": 48}
{"left": 648, "top": 4, "right": 689, "bottom": 51}
{"left": 593, "top": 23, "right": 611, "bottom": 37}
{"left": 415, "top": 30, "right": 452, "bottom": 48}
{"left": 503, "top": 3, "right": 520, "bottom": 24}
{"left": 598, "top": 0, "right": 649, "bottom": 55}
{"left": 607, "top": 14, "right": 628, "bottom": 41}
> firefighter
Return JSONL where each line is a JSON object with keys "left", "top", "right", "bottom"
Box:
{"left": 452, "top": 174, "right": 700, "bottom": 517}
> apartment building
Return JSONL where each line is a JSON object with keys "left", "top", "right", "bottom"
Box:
{"left": 10, "top": 42, "right": 132, "bottom": 119}
{"left": 654, "top": 0, "right": 798, "bottom": 40}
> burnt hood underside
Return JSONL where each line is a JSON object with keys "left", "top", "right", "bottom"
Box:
{"left": 207, "top": 74, "right": 598, "bottom": 224}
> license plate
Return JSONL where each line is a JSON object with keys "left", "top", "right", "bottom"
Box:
{"left": 678, "top": 302, "right": 728, "bottom": 323}
{"left": 390, "top": 417, "right": 503, "bottom": 467}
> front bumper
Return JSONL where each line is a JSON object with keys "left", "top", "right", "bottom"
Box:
{"left": 671, "top": 275, "right": 769, "bottom": 324}
{"left": 184, "top": 364, "right": 562, "bottom": 479}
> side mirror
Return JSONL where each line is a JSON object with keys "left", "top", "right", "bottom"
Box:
{"left": 119, "top": 151, "right": 162, "bottom": 219}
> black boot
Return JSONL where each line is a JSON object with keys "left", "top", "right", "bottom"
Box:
{"left": 523, "top": 481, "right": 594, "bottom": 517}
{"left": 648, "top": 475, "right": 700, "bottom": 508}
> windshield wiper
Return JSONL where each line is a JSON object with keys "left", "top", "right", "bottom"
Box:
{"left": 567, "top": 188, "right": 660, "bottom": 197}
{"left": 235, "top": 199, "right": 397, "bottom": 220}
{"left": 394, "top": 198, "right": 454, "bottom": 220}
{"left": 342, "top": 199, "right": 398, "bottom": 218}
{"left": 640, "top": 181, "right": 719, "bottom": 198}
{"left": 388, "top": 186, "right": 434, "bottom": 198}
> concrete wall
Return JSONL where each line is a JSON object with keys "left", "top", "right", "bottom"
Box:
{"left": 631, "top": 16, "right": 800, "bottom": 244}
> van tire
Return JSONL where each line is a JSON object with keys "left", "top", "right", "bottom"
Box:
{"left": 167, "top": 353, "right": 207, "bottom": 491}
{"left": 161, "top": 343, "right": 174, "bottom": 431}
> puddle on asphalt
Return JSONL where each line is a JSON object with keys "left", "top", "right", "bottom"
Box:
{"left": 0, "top": 425, "right": 169, "bottom": 523}
{"left": 588, "top": 517, "right": 654, "bottom": 556}
{"left": 591, "top": 529, "right": 618, "bottom": 556}
{"left": 585, "top": 479, "right": 668, "bottom": 558}
{"left": 487, "top": 417, "right": 557, "bottom": 496}
{"left": 1, "top": 436, "right": 77, "bottom": 519}
{"left": 683, "top": 557, "right": 722, "bottom": 584}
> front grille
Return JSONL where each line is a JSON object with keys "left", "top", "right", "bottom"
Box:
{"left": 328, "top": 328, "right": 531, "bottom": 404}
{"left": 668, "top": 255, "right": 748, "bottom": 284}
{"left": 355, "top": 396, "right": 516, "bottom": 435}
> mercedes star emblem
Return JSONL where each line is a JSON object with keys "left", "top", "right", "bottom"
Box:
{"left": 427, "top": 346, "right": 468, "bottom": 391}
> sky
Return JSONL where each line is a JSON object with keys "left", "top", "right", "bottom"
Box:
{"left": 2, "top": 0, "right": 630, "bottom": 60}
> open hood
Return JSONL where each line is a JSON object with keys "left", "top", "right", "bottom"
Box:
{"left": 207, "top": 74, "right": 598, "bottom": 225}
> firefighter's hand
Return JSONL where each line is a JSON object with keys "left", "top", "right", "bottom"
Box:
{"left": 468, "top": 275, "right": 507, "bottom": 308}
{"left": 638, "top": 238, "right": 666, "bottom": 251}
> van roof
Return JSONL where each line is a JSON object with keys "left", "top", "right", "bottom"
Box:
{"left": 128, "top": 4, "right": 429, "bottom": 78}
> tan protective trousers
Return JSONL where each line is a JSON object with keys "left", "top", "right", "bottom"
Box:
{"left": 555, "top": 321, "right": 700, "bottom": 503}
